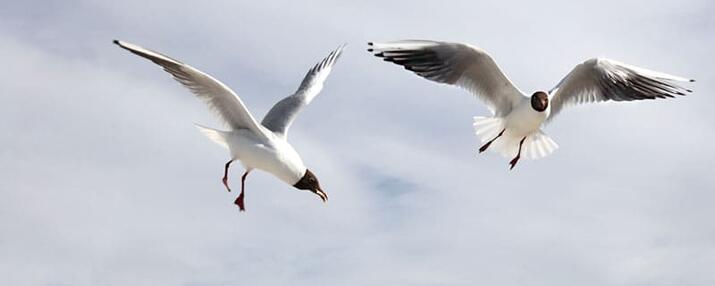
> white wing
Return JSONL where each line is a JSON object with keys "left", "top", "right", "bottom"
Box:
{"left": 368, "top": 40, "right": 524, "bottom": 116}
{"left": 548, "top": 58, "right": 693, "bottom": 121}
{"left": 114, "top": 40, "right": 268, "bottom": 138}
{"left": 261, "top": 45, "right": 345, "bottom": 138}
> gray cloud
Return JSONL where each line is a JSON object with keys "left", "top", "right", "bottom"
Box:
{"left": 1, "top": 0, "right": 714, "bottom": 285}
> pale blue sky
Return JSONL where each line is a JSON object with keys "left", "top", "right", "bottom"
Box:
{"left": 1, "top": 0, "right": 714, "bottom": 285}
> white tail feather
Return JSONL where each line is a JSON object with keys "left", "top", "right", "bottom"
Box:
{"left": 194, "top": 124, "right": 229, "bottom": 149}
{"left": 473, "top": 116, "right": 558, "bottom": 159}
{"left": 522, "top": 130, "right": 559, "bottom": 159}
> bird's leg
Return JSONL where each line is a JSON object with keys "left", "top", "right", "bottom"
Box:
{"left": 235, "top": 170, "right": 251, "bottom": 211}
{"left": 479, "top": 128, "right": 506, "bottom": 153}
{"left": 222, "top": 160, "right": 233, "bottom": 192}
{"left": 509, "top": 136, "right": 527, "bottom": 170}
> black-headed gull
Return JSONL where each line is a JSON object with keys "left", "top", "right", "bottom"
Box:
{"left": 368, "top": 40, "right": 693, "bottom": 169}
{"left": 115, "top": 40, "right": 344, "bottom": 210}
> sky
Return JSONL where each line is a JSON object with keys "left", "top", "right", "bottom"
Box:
{"left": 1, "top": 0, "right": 714, "bottom": 285}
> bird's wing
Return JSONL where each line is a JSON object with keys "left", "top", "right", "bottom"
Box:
{"left": 114, "top": 40, "right": 269, "bottom": 138}
{"left": 261, "top": 45, "right": 345, "bottom": 138}
{"left": 547, "top": 58, "right": 693, "bottom": 121}
{"left": 368, "top": 40, "right": 524, "bottom": 116}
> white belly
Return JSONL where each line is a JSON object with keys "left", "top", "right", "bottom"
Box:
{"left": 504, "top": 99, "right": 548, "bottom": 136}
{"left": 225, "top": 130, "right": 306, "bottom": 185}
{"left": 472, "top": 98, "right": 558, "bottom": 160}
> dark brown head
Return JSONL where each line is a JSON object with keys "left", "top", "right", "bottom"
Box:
{"left": 531, "top": 91, "right": 549, "bottom": 112}
{"left": 293, "top": 169, "right": 327, "bottom": 202}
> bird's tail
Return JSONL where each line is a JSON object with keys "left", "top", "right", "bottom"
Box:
{"left": 473, "top": 116, "right": 558, "bottom": 159}
{"left": 194, "top": 124, "right": 229, "bottom": 149}
{"left": 521, "top": 130, "right": 559, "bottom": 159}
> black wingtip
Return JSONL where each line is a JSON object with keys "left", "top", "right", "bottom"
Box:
{"left": 690, "top": 79, "right": 696, "bottom": 82}
{"left": 367, "top": 48, "right": 374, "bottom": 52}
{"left": 686, "top": 89, "right": 693, "bottom": 93}
{"left": 368, "top": 42, "right": 373, "bottom": 46}
{"left": 112, "top": 39, "right": 120, "bottom": 45}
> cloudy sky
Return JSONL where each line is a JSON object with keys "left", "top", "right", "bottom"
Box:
{"left": 1, "top": 0, "right": 714, "bottom": 285}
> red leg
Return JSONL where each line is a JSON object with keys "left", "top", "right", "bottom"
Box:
{"left": 222, "top": 160, "right": 233, "bottom": 192}
{"left": 509, "top": 137, "right": 527, "bottom": 170}
{"left": 234, "top": 171, "right": 250, "bottom": 211}
{"left": 479, "top": 129, "right": 506, "bottom": 153}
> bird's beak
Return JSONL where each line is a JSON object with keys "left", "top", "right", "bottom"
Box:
{"left": 313, "top": 188, "right": 328, "bottom": 203}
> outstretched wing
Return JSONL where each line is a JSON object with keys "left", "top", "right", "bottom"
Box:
{"left": 261, "top": 45, "right": 345, "bottom": 138}
{"left": 548, "top": 58, "right": 693, "bottom": 121}
{"left": 114, "top": 40, "right": 268, "bottom": 138}
{"left": 368, "top": 40, "right": 524, "bottom": 116}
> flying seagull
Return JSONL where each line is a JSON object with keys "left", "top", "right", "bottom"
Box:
{"left": 368, "top": 40, "right": 693, "bottom": 169}
{"left": 115, "top": 40, "right": 345, "bottom": 210}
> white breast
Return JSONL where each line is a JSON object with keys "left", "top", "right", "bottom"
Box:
{"left": 226, "top": 130, "right": 306, "bottom": 185}
{"left": 504, "top": 98, "right": 549, "bottom": 136}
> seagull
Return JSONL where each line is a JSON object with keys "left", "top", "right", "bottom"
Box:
{"left": 115, "top": 40, "right": 345, "bottom": 211}
{"left": 368, "top": 40, "right": 693, "bottom": 169}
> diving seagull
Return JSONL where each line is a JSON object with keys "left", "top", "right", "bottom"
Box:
{"left": 115, "top": 40, "right": 345, "bottom": 210}
{"left": 368, "top": 40, "right": 693, "bottom": 169}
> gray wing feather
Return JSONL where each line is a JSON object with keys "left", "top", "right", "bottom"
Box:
{"left": 548, "top": 58, "right": 693, "bottom": 121}
{"left": 368, "top": 40, "right": 524, "bottom": 116}
{"left": 261, "top": 45, "right": 345, "bottom": 137}
{"left": 114, "top": 40, "right": 268, "bottom": 138}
